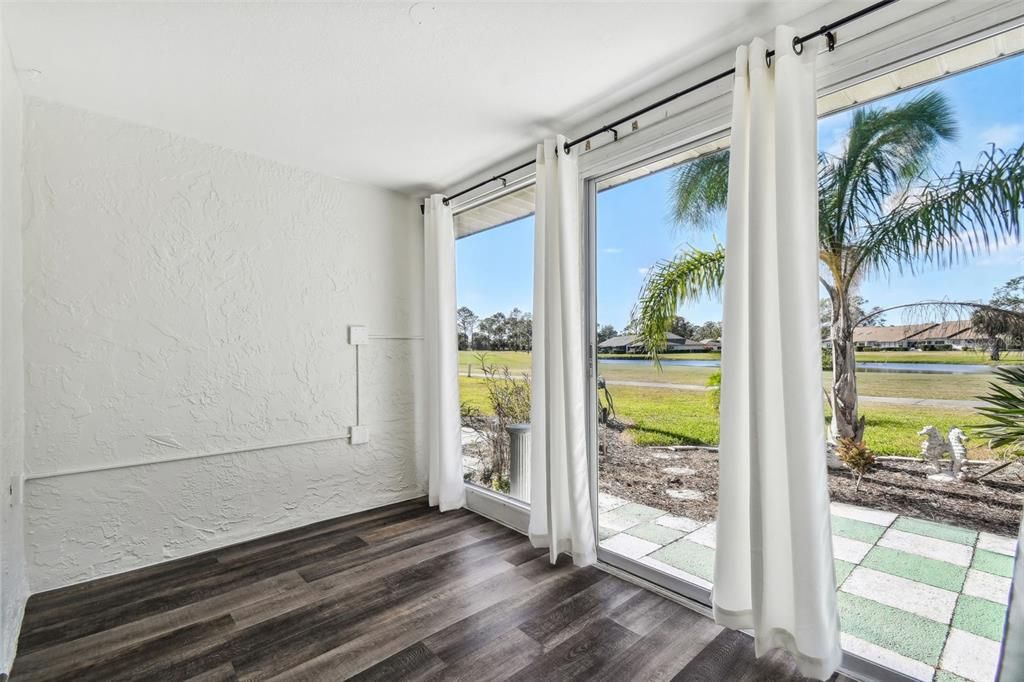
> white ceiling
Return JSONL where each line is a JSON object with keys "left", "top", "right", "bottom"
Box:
{"left": 3, "top": 1, "right": 836, "bottom": 195}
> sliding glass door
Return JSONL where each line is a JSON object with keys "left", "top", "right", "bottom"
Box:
{"left": 586, "top": 39, "right": 1024, "bottom": 682}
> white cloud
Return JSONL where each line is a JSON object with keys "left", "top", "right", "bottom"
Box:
{"left": 979, "top": 123, "right": 1024, "bottom": 149}
{"left": 824, "top": 132, "right": 848, "bottom": 159}
{"left": 638, "top": 267, "right": 650, "bottom": 276}
{"left": 603, "top": 247, "right": 623, "bottom": 254}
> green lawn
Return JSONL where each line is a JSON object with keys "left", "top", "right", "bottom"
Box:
{"left": 855, "top": 350, "right": 1023, "bottom": 365}
{"left": 460, "top": 378, "right": 999, "bottom": 458}
{"left": 459, "top": 351, "right": 1003, "bottom": 401}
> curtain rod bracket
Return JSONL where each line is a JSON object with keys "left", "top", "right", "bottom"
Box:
{"left": 792, "top": 36, "right": 804, "bottom": 55}
{"left": 825, "top": 30, "right": 837, "bottom": 52}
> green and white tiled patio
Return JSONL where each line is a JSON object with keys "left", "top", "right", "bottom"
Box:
{"left": 597, "top": 493, "right": 1017, "bottom": 682}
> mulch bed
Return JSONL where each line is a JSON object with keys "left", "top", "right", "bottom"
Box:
{"left": 598, "top": 421, "right": 1024, "bottom": 536}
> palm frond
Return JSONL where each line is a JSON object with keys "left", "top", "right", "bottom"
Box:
{"left": 853, "top": 144, "right": 1024, "bottom": 275}
{"left": 670, "top": 151, "right": 730, "bottom": 230}
{"left": 829, "top": 92, "right": 957, "bottom": 255}
{"left": 630, "top": 246, "right": 726, "bottom": 365}
{"left": 974, "top": 365, "right": 1024, "bottom": 455}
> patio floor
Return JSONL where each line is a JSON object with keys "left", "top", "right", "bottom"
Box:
{"left": 597, "top": 493, "right": 1017, "bottom": 682}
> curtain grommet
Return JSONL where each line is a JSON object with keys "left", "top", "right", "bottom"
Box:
{"left": 765, "top": 50, "right": 773, "bottom": 67}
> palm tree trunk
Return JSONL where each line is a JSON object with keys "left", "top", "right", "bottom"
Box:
{"left": 829, "top": 291, "right": 865, "bottom": 442}
{"left": 989, "top": 337, "right": 1000, "bottom": 361}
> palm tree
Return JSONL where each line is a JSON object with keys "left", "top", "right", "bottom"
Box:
{"left": 633, "top": 92, "right": 1024, "bottom": 442}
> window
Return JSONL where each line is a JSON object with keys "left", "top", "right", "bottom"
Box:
{"left": 455, "top": 185, "right": 535, "bottom": 502}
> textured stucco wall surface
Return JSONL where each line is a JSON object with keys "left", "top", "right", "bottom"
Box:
{"left": 22, "top": 99, "right": 424, "bottom": 592}
{"left": 0, "top": 16, "right": 28, "bottom": 673}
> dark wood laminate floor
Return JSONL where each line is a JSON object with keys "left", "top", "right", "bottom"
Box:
{"left": 11, "top": 499, "right": 844, "bottom": 681}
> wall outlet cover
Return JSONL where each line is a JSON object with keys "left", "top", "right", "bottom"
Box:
{"left": 348, "top": 325, "right": 369, "bottom": 345}
{"left": 350, "top": 425, "right": 370, "bottom": 445}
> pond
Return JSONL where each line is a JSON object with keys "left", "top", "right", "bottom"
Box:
{"left": 598, "top": 357, "right": 993, "bottom": 374}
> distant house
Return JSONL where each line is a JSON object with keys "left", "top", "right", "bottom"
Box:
{"left": 852, "top": 323, "right": 935, "bottom": 349}
{"left": 913, "top": 321, "right": 989, "bottom": 350}
{"left": 597, "top": 333, "right": 711, "bottom": 354}
{"left": 851, "top": 320, "right": 989, "bottom": 350}
{"left": 699, "top": 338, "right": 722, "bottom": 351}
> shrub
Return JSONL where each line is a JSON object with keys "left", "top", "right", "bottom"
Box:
{"left": 476, "top": 364, "right": 531, "bottom": 493}
{"left": 974, "top": 365, "right": 1024, "bottom": 458}
{"left": 821, "top": 346, "right": 833, "bottom": 371}
{"left": 837, "top": 437, "right": 875, "bottom": 491}
{"left": 706, "top": 370, "right": 721, "bottom": 414}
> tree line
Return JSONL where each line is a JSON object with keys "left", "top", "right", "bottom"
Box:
{"left": 457, "top": 307, "right": 532, "bottom": 351}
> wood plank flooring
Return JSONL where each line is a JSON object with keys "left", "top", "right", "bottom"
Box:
{"left": 11, "top": 498, "right": 842, "bottom": 681}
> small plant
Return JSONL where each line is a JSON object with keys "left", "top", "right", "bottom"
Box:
{"left": 475, "top": 364, "right": 531, "bottom": 493}
{"left": 706, "top": 370, "right": 721, "bottom": 414}
{"left": 837, "top": 437, "right": 875, "bottom": 491}
{"left": 965, "top": 365, "right": 1024, "bottom": 482}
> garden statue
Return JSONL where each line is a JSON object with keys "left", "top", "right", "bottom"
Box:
{"left": 918, "top": 425, "right": 950, "bottom": 474}
{"left": 949, "top": 427, "right": 969, "bottom": 480}
{"left": 918, "top": 425, "right": 969, "bottom": 482}
{"left": 825, "top": 440, "right": 842, "bottom": 470}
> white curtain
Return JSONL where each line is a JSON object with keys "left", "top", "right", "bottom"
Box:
{"left": 713, "top": 27, "right": 841, "bottom": 680}
{"left": 424, "top": 194, "right": 466, "bottom": 512}
{"left": 528, "top": 136, "right": 596, "bottom": 566}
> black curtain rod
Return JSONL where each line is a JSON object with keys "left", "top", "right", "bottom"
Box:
{"left": 437, "top": 0, "right": 899, "bottom": 208}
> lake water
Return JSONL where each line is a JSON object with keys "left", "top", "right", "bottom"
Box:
{"left": 598, "top": 357, "right": 992, "bottom": 375}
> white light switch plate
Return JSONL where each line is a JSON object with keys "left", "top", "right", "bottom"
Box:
{"left": 350, "top": 425, "right": 369, "bottom": 445}
{"left": 349, "top": 326, "right": 369, "bottom": 345}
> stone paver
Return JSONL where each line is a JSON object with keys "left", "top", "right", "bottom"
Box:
{"left": 861, "top": 546, "right": 966, "bottom": 593}
{"left": 837, "top": 591, "right": 948, "bottom": 666}
{"left": 599, "top": 533, "right": 661, "bottom": 559}
{"left": 648, "top": 540, "right": 714, "bottom": 582}
{"left": 665, "top": 488, "right": 703, "bottom": 501}
{"left": 834, "top": 559, "right": 856, "bottom": 587}
{"left": 655, "top": 514, "right": 703, "bottom": 533}
{"left": 952, "top": 594, "right": 1006, "bottom": 641}
{"left": 597, "top": 493, "right": 630, "bottom": 513}
{"left": 600, "top": 502, "right": 663, "bottom": 532}
{"left": 662, "top": 466, "right": 695, "bottom": 476}
{"left": 962, "top": 569, "right": 1011, "bottom": 605}
{"left": 624, "top": 522, "right": 685, "bottom": 546}
{"left": 831, "top": 515, "right": 887, "bottom": 544}
{"left": 977, "top": 531, "right": 1017, "bottom": 557}
{"left": 892, "top": 517, "right": 978, "bottom": 546}
{"left": 637, "top": 555, "right": 712, "bottom": 590}
{"left": 831, "top": 502, "right": 897, "bottom": 527}
{"left": 878, "top": 528, "right": 973, "bottom": 567}
{"left": 972, "top": 548, "right": 1014, "bottom": 578}
{"left": 841, "top": 566, "right": 957, "bottom": 624}
{"left": 840, "top": 632, "right": 935, "bottom": 682}
{"left": 684, "top": 522, "right": 716, "bottom": 549}
{"left": 831, "top": 534, "right": 873, "bottom": 563}
{"left": 595, "top": 492, "right": 1016, "bottom": 682}
{"left": 940, "top": 628, "right": 1001, "bottom": 682}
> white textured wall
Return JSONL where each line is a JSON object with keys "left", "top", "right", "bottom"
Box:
{"left": 0, "top": 15, "right": 28, "bottom": 673}
{"left": 22, "top": 100, "right": 425, "bottom": 592}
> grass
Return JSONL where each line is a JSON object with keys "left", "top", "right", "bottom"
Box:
{"left": 855, "top": 350, "right": 1023, "bottom": 365}
{"left": 459, "top": 351, "right": 1007, "bottom": 401}
{"left": 460, "top": 377, "right": 1001, "bottom": 457}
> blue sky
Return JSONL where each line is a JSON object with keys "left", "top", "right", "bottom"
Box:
{"left": 458, "top": 53, "right": 1023, "bottom": 331}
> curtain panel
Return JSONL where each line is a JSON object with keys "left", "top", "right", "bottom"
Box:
{"left": 528, "top": 136, "right": 597, "bottom": 567}
{"left": 424, "top": 194, "right": 466, "bottom": 512}
{"left": 712, "top": 27, "right": 842, "bottom": 680}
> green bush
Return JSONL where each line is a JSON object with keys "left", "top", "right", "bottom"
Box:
{"left": 707, "top": 370, "right": 721, "bottom": 414}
